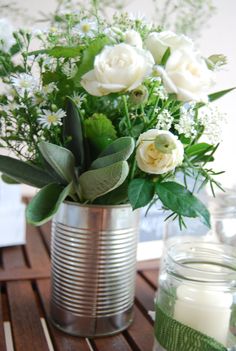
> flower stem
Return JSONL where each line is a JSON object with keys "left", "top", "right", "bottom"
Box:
{"left": 122, "top": 95, "right": 133, "bottom": 136}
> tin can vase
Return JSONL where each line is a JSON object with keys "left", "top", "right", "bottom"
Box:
{"left": 50, "top": 201, "right": 140, "bottom": 337}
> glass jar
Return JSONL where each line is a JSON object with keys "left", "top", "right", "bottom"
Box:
{"left": 153, "top": 241, "right": 236, "bottom": 351}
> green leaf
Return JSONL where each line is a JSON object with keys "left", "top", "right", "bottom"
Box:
{"left": 64, "top": 98, "right": 85, "bottom": 171}
{"left": 185, "top": 143, "right": 213, "bottom": 157}
{"left": 94, "top": 181, "right": 129, "bottom": 205}
{"left": 73, "top": 36, "right": 110, "bottom": 85}
{"left": 91, "top": 137, "right": 135, "bottom": 169}
{"left": 38, "top": 142, "right": 76, "bottom": 184}
{"left": 161, "top": 47, "right": 171, "bottom": 66}
{"left": 79, "top": 161, "right": 129, "bottom": 201}
{"left": 0, "top": 155, "right": 55, "bottom": 188}
{"left": 26, "top": 182, "right": 73, "bottom": 226}
{"left": 156, "top": 181, "right": 210, "bottom": 228}
{"left": 1, "top": 174, "right": 19, "bottom": 184}
{"left": 128, "top": 179, "right": 155, "bottom": 210}
{"left": 28, "top": 46, "right": 82, "bottom": 58}
{"left": 208, "top": 87, "right": 235, "bottom": 102}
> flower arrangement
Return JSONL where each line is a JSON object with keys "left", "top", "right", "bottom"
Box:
{"left": 0, "top": 6, "right": 233, "bottom": 227}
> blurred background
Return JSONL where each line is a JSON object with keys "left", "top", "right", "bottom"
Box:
{"left": 0, "top": 0, "right": 235, "bottom": 251}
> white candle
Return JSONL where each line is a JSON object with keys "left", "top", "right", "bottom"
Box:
{"left": 174, "top": 284, "right": 233, "bottom": 346}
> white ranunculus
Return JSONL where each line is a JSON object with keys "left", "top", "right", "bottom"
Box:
{"left": 81, "top": 43, "right": 154, "bottom": 96}
{"left": 124, "top": 30, "right": 143, "bottom": 48}
{"left": 0, "top": 18, "right": 15, "bottom": 53}
{"left": 136, "top": 129, "right": 184, "bottom": 174}
{"left": 157, "top": 48, "right": 213, "bottom": 102}
{"left": 145, "top": 31, "right": 193, "bottom": 64}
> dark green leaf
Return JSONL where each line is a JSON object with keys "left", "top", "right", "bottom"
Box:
{"left": 94, "top": 181, "right": 129, "bottom": 205}
{"left": 79, "top": 161, "right": 129, "bottom": 201}
{"left": 1, "top": 174, "right": 19, "bottom": 184}
{"left": 0, "top": 155, "right": 55, "bottom": 188}
{"left": 156, "top": 181, "right": 210, "bottom": 228}
{"left": 73, "top": 36, "right": 110, "bottom": 85}
{"left": 208, "top": 87, "right": 235, "bottom": 102}
{"left": 28, "top": 46, "right": 82, "bottom": 58}
{"left": 64, "top": 98, "right": 85, "bottom": 171}
{"left": 185, "top": 143, "right": 213, "bottom": 157}
{"left": 26, "top": 182, "right": 73, "bottom": 226}
{"left": 90, "top": 137, "right": 135, "bottom": 169}
{"left": 38, "top": 142, "right": 76, "bottom": 184}
{"left": 128, "top": 179, "right": 155, "bottom": 210}
{"left": 161, "top": 47, "right": 171, "bottom": 66}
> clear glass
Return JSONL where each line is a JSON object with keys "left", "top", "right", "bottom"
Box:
{"left": 153, "top": 241, "right": 236, "bottom": 351}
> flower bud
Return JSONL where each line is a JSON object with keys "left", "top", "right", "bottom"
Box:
{"left": 206, "top": 54, "right": 227, "bottom": 70}
{"left": 130, "top": 85, "right": 148, "bottom": 105}
{"left": 154, "top": 133, "right": 177, "bottom": 154}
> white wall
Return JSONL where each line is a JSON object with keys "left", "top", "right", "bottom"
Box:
{"left": 2, "top": 0, "right": 236, "bottom": 191}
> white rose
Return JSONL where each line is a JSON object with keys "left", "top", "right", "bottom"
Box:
{"left": 124, "top": 30, "right": 143, "bottom": 49}
{"left": 0, "top": 18, "right": 15, "bottom": 53}
{"left": 145, "top": 31, "right": 193, "bottom": 64}
{"left": 157, "top": 48, "right": 213, "bottom": 102}
{"left": 136, "top": 129, "right": 184, "bottom": 174}
{"left": 81, "top": 43, "right": 154, "bottom": 96}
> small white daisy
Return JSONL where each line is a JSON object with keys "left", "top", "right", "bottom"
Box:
{"left": 42, "top": 83, "right": 58, "bottom": 95}
{"left": 73, "top": 19, "right": 98, "bottom": 38}
{"left": 11, "top": 73, "right": 39, "bottom": 96}
{"left": 37, "top": 109, "right": 66, "bottom": 129}
{"left": 72, "top": 92, "right": 86, "bottom": 108}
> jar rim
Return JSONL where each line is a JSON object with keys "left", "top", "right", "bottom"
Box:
{"left": 165, "top": 241, "right": 236, "bottom": 284}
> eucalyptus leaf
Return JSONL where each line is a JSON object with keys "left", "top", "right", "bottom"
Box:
{"left": 64, "top": 98, "right": 85, "bottom": 171}
{"left": 26, "top": 182, "right": 73, "bottom": 226}
{"left": 73, "top": 36, "right": 110, "bottom": 85}
{"left": 90, "top": 137, "right": 135, "bottom": 169}
{"left": 38, "top": 141, "right": 76, "bottom": 184}
{"left": 128, "top": 178, "right": 155, "bottom": 210}
{"left": 0, "top": 155, "right": 55, "bottom": 188}
{"left": 79, "top": 161, "right": 129, "bottom": 201}
{"left": 156, "top": 181, "right": 210, "bottom": 228}
{"left": 28, "top": 46, "right": 82, "bottom": 58}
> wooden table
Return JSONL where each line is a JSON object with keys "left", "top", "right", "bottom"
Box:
{"left": 0, "top": 222, "right": 159, "bottom": 351}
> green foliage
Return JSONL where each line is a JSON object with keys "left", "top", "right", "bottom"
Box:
{"left": 28, "top": 46, "right": 83, "bottom": 58}
{"left": 26, "top": 182, "right": 73, "bottom": 226}
{"left": 156, "top": 181, "right": 210, "bottom": 228}
{"left": 0, "top": 155, "right": 56, "bottom": 188}
{"left": 64, "top": 98, "right": 85, "bottom": 171}
{"left": 84, "top": 113, "right": 117, "bottom": 153}
{"left": 90, "top": 137, "right": 134, "bottom": 169}
{"left": 79, "top": 161, "right": 129, "bottom": 201}
{"left": 185, "top": 143, "right": 213, "bottom": 157}
{"left": 208, "top": 88, "right": 236, "bottom": 102}
{"left": 160, "top": 47, "right": 171, "bottom": 66}
{"left": 38, "top": 142, "right": 76, "bottom": 184}
{"left": 128, "top": 179, "right": 155, "bottom": 209}
{"left": 73, "top": 36, "right": 111, "bottom": 85}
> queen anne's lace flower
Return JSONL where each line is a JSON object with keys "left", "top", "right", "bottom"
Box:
{"left": 156, "top": 109, "right": 174, "bottom": 131}
{"left": 198, "top": 105, "right": 227, "bottom": 144}
{"left": 175, "top": 104, "right": 197, "bottom": 138}
{"left": 37, "top": 109, "right": 66, "bottom": 129}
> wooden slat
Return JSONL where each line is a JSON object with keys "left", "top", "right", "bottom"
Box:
{"left": 38, "top": 222, "right": 52, "bottom": 253}
{"left": 0, "top": 267, "right": 50, "bottom": 282}
{"left": 135, "top": 274, "right": 155, "bottom": 313}
{"left": 92, "top": 334, "right": 133, "bottom": 351}
{"left": 26, "top": 225, "right": 91, "bottom": 350}
{"left": 2, "top": 246, "right": 50, "bottom": 351}
{"left": 140, "top": 269, "right": 159, "bottom": 288}
{"left": 124, "top": 305, "right": 154, "bottom": 351}
{"left": 0, "top": 288, "right": 7, "bottom": 351}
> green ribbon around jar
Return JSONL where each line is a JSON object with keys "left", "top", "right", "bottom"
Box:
{"left": 155, "top": 304, "right": 228, "bottom": 351}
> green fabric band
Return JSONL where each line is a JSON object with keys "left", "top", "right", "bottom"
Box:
{"left": 155, "top": 304, "right": 228, "bottom": 351}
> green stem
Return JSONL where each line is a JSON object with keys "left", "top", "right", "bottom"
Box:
{"left": 122, "top": 95, "right": 133, "bottom": 136}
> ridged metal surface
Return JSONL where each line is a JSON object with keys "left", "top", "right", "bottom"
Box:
{"left": 50, "top": 202, "right": 139, "bottom": 337}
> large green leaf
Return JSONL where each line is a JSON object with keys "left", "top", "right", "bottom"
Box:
{"left": 28, "top": 46, "right": 83, "bottom": 58}
{"left": 79, "top": 161, "right": 129, "bottom": 201}
{"left": 128, "top": 179, "right": 155, "bottom": 210}
{"left": 185, "top": 143, "right": 213, "bottom": 157}
{"left": 94, "top": 181, "right": 129, "bottom": 205}
{"left": 208, "top": 87, "right": 235, "bottom": 102}
{"left": 38, "top": 142, "right": 76, "bottom": 184}
{"left": 64, "top": 98, "right": 85, "bottom": 171}
{"left": 90, "top": 137, "right": 135, "bottom": 169}
{"left": 26, "top": 182, "right": 73, "bottom": 226}
{"left": 156, "top": 181, "right": 210, "bottom": 228}
{"left": 73, "top": 36, "right": 110, "bottom": 85}
{"left": 0, "top": 155, "right": 55, "bottom": 188}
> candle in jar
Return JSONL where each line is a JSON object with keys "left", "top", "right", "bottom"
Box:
{"left": 174, "top": 284, "right": 233, "bottom": 346}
